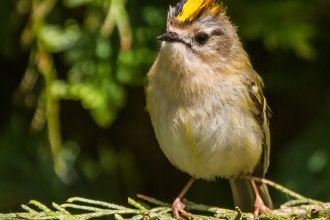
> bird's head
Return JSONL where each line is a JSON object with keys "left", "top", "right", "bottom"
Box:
{"left": 157, "top": 0, "right": 246, "bottom": 68}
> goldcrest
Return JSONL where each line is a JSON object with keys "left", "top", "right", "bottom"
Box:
{"left": 146, "top": 0, "right": 273, "bottom": 218}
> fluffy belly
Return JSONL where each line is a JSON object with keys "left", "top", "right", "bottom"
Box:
{"left": 153, "top": 106, "right": 263, "bottom": 180}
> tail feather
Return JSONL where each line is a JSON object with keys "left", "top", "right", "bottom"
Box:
{"left": 229, "top": 178, "right": 273, "bottom": 213}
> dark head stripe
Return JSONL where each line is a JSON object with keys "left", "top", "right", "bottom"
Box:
{"left": 174, "top": 0, "right": 187, "bottom": 16}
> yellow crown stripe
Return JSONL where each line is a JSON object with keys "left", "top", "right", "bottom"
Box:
{"left": 176, "top": 0, "right": 219, "bottom": 22}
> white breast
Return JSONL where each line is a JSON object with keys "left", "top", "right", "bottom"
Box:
{"left": 151, "top": 96, "right": 263, "bottom": 179}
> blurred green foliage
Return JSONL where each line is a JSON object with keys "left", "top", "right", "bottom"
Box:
{"left": 0, "top": 0, "right": 329, "bottom": 214}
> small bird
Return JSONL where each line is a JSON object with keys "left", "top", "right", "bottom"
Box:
{"left": 146, "top": 0, "right": 273, "bottom": 218}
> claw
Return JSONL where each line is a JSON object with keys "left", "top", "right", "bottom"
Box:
{"left": 172, "top": 197, "right": 194, "bottom": 219}
{"left": 253, "top": 195, "right": 272, "bottom": 217}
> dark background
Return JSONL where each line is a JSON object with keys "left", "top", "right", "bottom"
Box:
{"left": 0, "top": 0, "right": 330, "bottom": 214}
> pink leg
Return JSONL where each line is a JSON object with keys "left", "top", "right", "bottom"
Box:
{"left": 172, "top": 177, "right": 195, "bottom": 219}
{"left": 249, "top": 173, "right": 272, "bottom": 217}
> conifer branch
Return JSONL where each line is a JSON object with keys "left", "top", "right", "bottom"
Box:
{"left": 0, "top": 179, "right": 329, "bottom": 219}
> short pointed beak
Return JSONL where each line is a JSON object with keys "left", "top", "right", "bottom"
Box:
{"left": 157, "top": 32, "right": 180, "bottom": 42}
{"left": 157, "top": 32, "right": 190, "bottom": 47}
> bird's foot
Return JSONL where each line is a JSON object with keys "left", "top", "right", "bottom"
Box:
{"left": 172, "top": 198, "right": 194, "bottom": 219}
{"left": 253, "top": 195, "right": 272, "bottom": 217}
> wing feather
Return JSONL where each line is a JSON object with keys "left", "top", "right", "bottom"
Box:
{"left": 243, "top": 71, "right": 271, "bottom": 177}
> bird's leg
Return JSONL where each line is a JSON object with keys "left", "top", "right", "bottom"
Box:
{"left": 248, "top": 173, "right": 272, "bottom": 217}
{"left": 172, "top": 177, "right": 195, "bottom": 219}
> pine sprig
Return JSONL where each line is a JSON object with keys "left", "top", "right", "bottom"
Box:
{"left": 0, "top": 179, "right": 329, "bottom": 220}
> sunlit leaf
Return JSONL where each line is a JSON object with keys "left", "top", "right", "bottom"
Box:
{"left": 39, "top": 22, "right": 81, "bottom": 53}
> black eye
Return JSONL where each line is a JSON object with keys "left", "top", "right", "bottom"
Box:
{"left": 195, "top": 34, "right": 208, "bottom": 45}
